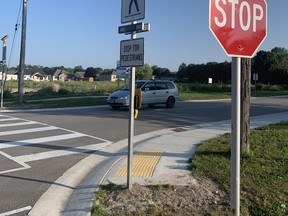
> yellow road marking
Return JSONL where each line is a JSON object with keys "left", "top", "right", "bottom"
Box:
{"left": 118, "top": 150, "right": 165, "bottom": 177}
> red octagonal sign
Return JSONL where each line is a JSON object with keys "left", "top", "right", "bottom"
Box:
{"left": 209, "top": 0, "right": 267, "bottom": 57}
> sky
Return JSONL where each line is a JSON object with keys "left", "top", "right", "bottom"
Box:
{"left": 0, "top": 0, "right": 287, "bottom": 72}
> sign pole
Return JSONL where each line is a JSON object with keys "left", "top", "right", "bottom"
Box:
{"left": 127, "top": 21, "right": 137, "bottom": 190}
{"left": 231, "top": 57, "right": 241, "bottom": 216}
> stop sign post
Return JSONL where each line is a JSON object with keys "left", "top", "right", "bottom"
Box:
{"left": 209, "top": 1, "right": 267, "bottom": 215}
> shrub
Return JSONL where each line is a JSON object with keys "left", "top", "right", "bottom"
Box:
{"left": 3, "top": 89, "right": 13, "bottom": 99}
{"left": 57, "top": 88, "right": 70, "bottom": 96}
{"left": 35, "top": 86, "right": 55, "bottom": 97}
{"left": 177, "top": 83, "right": 231, "bottom": 93}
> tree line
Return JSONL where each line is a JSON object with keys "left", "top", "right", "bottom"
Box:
{"left": 8, "top": 47, "right": 287, "bottom": 85}
{"left": 176, "top": 47, "right": 288, "bottom": 85}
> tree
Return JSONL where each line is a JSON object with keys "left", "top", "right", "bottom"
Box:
{"left": 253, "top": 47, "right": 288, "bottom": 84}
{"left": 73, "top": 65, "right": 84, "bottom": 73}
{"left": 135, "top": 64, "right": 153, "bottom": 80}
{"left": 152, "top": 66, "right": 171, "bottom": 78}
{"left": 177, "top": 63, "right": 188, "bottom": 82}
{"left": 84, "top": 67, "right": 97, "bottom": 78}
{"left": 95, "top": 67, "right": 103, "bottom": 74}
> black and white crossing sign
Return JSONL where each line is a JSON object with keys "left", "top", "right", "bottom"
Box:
{"left": 120, "top": 38, "right": 144, "bottom": 67}
{"left": 121, "top": 0, "right": 145, "bottom": 23}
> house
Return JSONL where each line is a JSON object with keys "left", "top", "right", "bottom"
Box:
{"left": 23, "top": 69, "right": 49, "bottom": 81}
{"left": 47, "top": 69, "right": 69, "bottom": 81}
{"left": 99, "top": 70, "right": 117, "bottom": 82}
{"left": 74, "top": 71, "right": 85, "bottom": 81}
{"left": 0, "top": 70, "right": 18, "bottom": 81}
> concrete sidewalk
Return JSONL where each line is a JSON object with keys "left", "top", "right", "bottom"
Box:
{"left": 28, "top": 111, "right": 288, "bottom": 216}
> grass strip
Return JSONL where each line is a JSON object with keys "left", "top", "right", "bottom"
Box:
{"left": 190, "top": 121, "right": 288, "bottom": 215}
{"left": 4, "top": 97, "right": 107, "bottom": 109}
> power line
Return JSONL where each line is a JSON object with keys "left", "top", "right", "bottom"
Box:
{"left": 7, "top": 0, "right": 22, "bottom": 68}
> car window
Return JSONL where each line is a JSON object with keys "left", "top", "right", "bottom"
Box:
{"left": 156, "top": 82, "right": 168, "bottom": 90}
{"left": 166, "top": 82, "right": 175, "bottom": 89}
{"left": 135, "top": 81, "right": 146, "bottom": 88}
{"left": 143, "top": 82, "right": 156, "bottom": 91}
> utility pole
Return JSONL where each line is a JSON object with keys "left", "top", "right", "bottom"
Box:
{"left": 18, "top": 0, "right": 28, "bottom": 104}
{"left": 240, "top": 58, "right": 251, "bottom": 154}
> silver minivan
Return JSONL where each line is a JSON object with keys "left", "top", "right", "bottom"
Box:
{"left": 107, "top": 80, "right": 179, "bottom": 109}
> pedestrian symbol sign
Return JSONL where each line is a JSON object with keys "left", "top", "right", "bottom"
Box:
{"left": 122, "top": 0, "right": 145, "bottom": 23}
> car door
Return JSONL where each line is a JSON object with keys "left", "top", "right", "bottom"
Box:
{"left": 155, "top": 81, "right": 169, "bottom": 103}
{"left": 141, "top": 82, "right": 156, "bottom": 105}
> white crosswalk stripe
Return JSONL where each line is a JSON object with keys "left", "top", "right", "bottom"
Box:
{"left": 14, "top": 142, "right": 112, "bottom": 163}
{"left": 0, "top": 114, "right": 112, "bottom": 174}
{"left": 0, "top": 133, "right": 86, "bottom": 149}
{"left": 0, "top": 121, "right": 37, "bottom": 128}
{"left": 0, "top": 126, "right": 58, "bottom": 136}
{"left": 0, "top": 117, "right": 18, "bottom": 122}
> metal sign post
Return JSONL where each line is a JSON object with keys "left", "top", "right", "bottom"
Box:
{"left": 231, "top": 57, "right": 241, "bottom": 216}
{"left": 119, "top": 0, "right": 149, "bottom": 190}
{"left": 127, "top": 22, "right": 137, "bottom": 190}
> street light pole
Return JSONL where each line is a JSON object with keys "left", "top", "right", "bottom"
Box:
{"left": 18, "top": 0, "right": 28, "bottom": 104}
{"left": 1, "top": 35, "right": 9, "bottom": 108}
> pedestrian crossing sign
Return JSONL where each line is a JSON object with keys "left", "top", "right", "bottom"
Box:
{"left": 121, "top": 0, "right": 145, "bottom": 23}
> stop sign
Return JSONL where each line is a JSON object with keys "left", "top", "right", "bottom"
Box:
{"left": 209, "top": 0, "right": 267, "bottom": 57}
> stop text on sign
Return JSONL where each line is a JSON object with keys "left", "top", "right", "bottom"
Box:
{"left": 123, "top": 44, "right": 140, "bottom": 53}
{"left": 214, "top": 0, "right": 264, "bottom": 32}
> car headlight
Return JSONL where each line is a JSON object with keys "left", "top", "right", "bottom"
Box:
{"left": 120, "top": 96, "right": 129, "bottom": 100}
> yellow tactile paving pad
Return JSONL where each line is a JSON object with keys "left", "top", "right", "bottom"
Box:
{"left": 118, "top": 150, "right": 165, "bottom": 177}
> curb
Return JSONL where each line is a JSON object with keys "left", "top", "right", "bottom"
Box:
{"left": 28, "top": 128, "right": 173, "bottom": 216}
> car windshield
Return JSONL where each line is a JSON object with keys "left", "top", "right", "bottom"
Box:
{"left": 121, "top": 81, "right": 146, "bottom": 91}
{"left": 136, "top": 81, "right": 146, "bottom": 88}
{"left": 121, "top": 85, "right": 130, "bottom": 91}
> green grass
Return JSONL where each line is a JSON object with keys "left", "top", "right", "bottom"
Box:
{"left": 190, "top": 122, "right": 288, "bottom": 215}
{"left": 179, "top": 92, "right": 231, "bottom": 101}
{"left": 5, "top": 97, "right": 107, "bottom": 109}
{"left": 251, "top": 90, "right": 288, "bottom": 97}
{"left": 3, "top": 81, "right": 288, "bottom": 109}
{"left": 91, "top": 182, "right": 117, "bottom": 215}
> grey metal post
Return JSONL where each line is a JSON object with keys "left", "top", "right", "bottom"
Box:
{"left": 1, "top": 35, "right": 8, "bottom": 108}
{"left": 1, "top": 46, "right": 6, "bottom": 108}
{"left": 18, "top": 0, "right": 28, "bottom": 104}
{"left": 127, "top": 21, "right": 137, "bottom": 190}
{"left": 231, "top": 57, "right": 241, "bottom": 216}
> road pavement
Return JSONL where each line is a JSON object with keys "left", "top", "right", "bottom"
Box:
{"left": 0, "top": 96, "right": 287, "bottom": 215}
{"left": 29, "top": 111, "right": 288, "bottom": 216}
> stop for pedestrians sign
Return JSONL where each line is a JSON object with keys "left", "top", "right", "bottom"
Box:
{"left": 209, "top": 0, "right": 267, "bottom": 57}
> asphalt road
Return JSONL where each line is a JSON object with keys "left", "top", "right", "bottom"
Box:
{"left": 0, "top": 96, "right": 287, "bottom": 215}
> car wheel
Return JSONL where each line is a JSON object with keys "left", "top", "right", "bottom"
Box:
{"left": 166, "top": 96, "right": 175, "bottom": 108}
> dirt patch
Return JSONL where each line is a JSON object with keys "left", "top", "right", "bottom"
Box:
{"left": 95, "top": 178, "right": 230, "bottom": 215}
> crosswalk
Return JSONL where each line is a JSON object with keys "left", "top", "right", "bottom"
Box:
{"left": 0, "top": 114, "right": 112, "bottom": 175}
